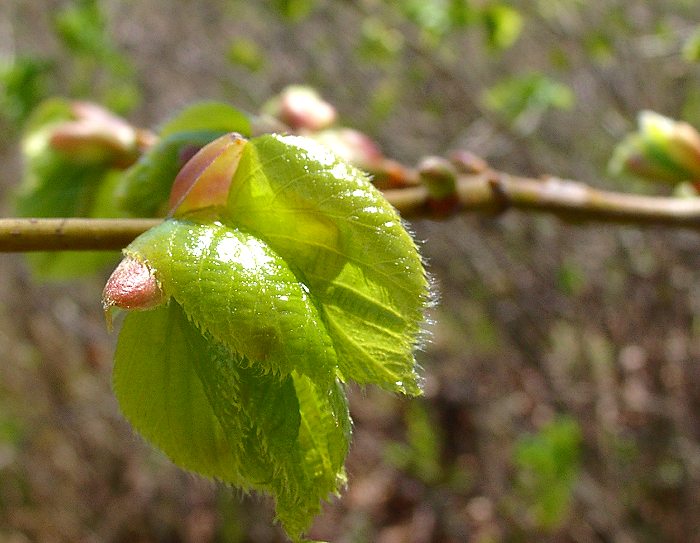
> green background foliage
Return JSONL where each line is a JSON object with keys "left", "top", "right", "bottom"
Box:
{"left": 3, "top": 0, "right": 700, "bottom": 541}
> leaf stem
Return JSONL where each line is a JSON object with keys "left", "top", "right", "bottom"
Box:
{"left": 2, "top": 172, "right": 700, "bottom": 252}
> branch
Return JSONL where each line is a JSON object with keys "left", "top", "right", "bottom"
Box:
{"left": 397, "top": 170, "right": 700, "bottom": 226}
{"left": 0, "top": 218, "right": 160, "bottom": 252}
{"left": 2, "top": 171, "right": 700, "bottom": 252}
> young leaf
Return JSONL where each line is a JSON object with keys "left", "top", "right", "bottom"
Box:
{"left": 158, "top": 100, "right": 251, "bottom": 138}
{"left": 117, "top": 101, "right": 251, "bottom": 217}
{"left": 224, "top": 134, "right": 429, "bottom": 395}
{"left": 107, "top": 132, "right": 428, "bottom": 539}
{"left": 113, "top": 302, "right": 246, "bottom": 482}
{"left": 124, "top": 219, "right": 338, "bottom": 385}
{"left": 112, "top": 265, "right": 350, "bottom": 539}
{"left": 116, "top": 130, "right": 225, "bottom": 217}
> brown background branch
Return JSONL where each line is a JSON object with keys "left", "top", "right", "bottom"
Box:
{"left": 2, "top": 171, "right": 700, "bottom": 252}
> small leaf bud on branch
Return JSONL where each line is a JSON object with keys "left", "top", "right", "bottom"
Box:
{"left": 418, "top": 156, "right": 460, "bottom": 217}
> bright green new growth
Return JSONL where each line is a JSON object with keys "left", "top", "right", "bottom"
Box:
{"left": 126, "top": 220, "right": 338, "bottom": 385}
{"left": 112, "top": 134, "right": 429, "bottom": 539}
{"left": 226, "top": 134, "right": 428, "bottom": 395}
{"left": 115, "top": 301, "right": 350, "bottom": 538}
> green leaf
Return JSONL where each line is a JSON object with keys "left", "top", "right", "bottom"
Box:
{"left": 53, "top": 0, "right": 111, "bottom": 58}
{"left": 114, "top": 303, "right": 244, "bottom": 481}
{"left": 125, "top": 219, "right": 338, "bottom": 385}
{"left": 514, "top": 416, "right": 582, "bottom": 530}
{"left": 224, "top": 134, "right": 428, "bottom": 395}
{"left": 227, "top": 38, "right": 266, "bottom": 72}
{"left": 271, "top": 0, "right": 317, "bottom": 22}
{"left": 52, "top": 0, "right": 139, "bottom": 113}
{"left": 357, "top": 17, "right": 404, "bottom": 64}
{"left": 110, "top": 133, "right": 428, "bottom": 538}
{"left": 0, "top": 56, "right": 54, "bottom": 127}
{"left": 398, "top": 0, "right": 452, "bottom": 39}
{"left": 683, "top": 25, "right": 700, "bottom": 63}
{"left": 482, "top": 73, "right": 574, "bottom": 132}
{"left": 448, "top": 0, "right": 477, "bottom": 28}
{"left": 114, "top": 301, "right": 350, "bottom": 539}
{"left": 159, "top": 101, "right": 251, "bottom": 138}
{"left": 385, "top": 402, "right": 442, "bottom": 484}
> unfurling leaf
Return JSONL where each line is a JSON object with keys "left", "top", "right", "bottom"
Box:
{"left": 105, "top": 133, "right": 429, "bottom": 540}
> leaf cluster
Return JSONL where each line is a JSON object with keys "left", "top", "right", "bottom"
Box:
{"left": 111, "top": 133, "right": 429, "bottom": 539}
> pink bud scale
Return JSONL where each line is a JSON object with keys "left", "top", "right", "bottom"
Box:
{"left": 103, "top": 256, "right": 166, "bottom": 314}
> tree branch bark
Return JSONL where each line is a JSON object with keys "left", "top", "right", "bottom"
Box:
{"left": 388, "top": 170, "right": 700, "bottom": 225}
{"left": 0, "top": 218, "right": 160, "bottom": 252}
{"left": 2, "top": 171, "right": 700, "bottom": 252}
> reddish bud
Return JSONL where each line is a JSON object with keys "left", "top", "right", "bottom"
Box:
{"left": 262, "top": 85, "right": 337, "bottom": 131}
{"left": 370, "top": 159, "right": 416, "bottom": 189}
{"left": 49, "top": 101, "right": 143, "bottom": 168}
{"left": 311, "top": 128, "right": 383, "bottom": 168}
{"left": 168, "top": 133, "right": 247, "bottom": 216}
{"left": 103, "top": 256, "right": 166, "bottom": 327}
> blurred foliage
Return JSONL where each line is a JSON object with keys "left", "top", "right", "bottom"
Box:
{"left": 682, "top": 25, "right": 700, "bottom": 62}
{"left": 356, "top": 17, "right": 404, "bottom": 64}
{"left": 52, "top": 0, "right": 139, "bottom": 113}
{"left": 15, "top": 99, "right": 251, "bottom": 278}
{"left": 0, "top": 56, "right": 54, "bottom": 127}
{"left": 481, "top": 4, "right": 523, "bottom": 51}
{"left": 483, "top": 73, "right": 574, "bottom": 134}
{"left": 512, "top": 416, "right": 582, "bottom": 530}
{"left": 385, "top": 402, "right": 443, "bottom": 485}
{"left": 3, "top": 0, "right": 700, "bottom": 542}
{"left": 15, "top": 98, "right": 135, "bottom": 278}
{"left": 271, "top": 0, "right": 318, "bottom": 22}
{"left": 227, "top": 38, "right": 266, "bottom": 72}
{"left": 0, "top": 0, "right": 139, "bottom": 133}
{"left": 609, "top": 110, "right": 700, "bottom": 186}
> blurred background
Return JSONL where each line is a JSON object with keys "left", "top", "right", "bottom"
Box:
{"left": 2, "top": 1, "right": 700, "bottom": 541}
